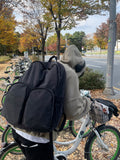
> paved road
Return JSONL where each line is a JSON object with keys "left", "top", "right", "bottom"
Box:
{"left": 45, "top": 55, "right": 120, "bottom": 91}
{"left": 84, "top": 56, "right": 120, "bottom": 91}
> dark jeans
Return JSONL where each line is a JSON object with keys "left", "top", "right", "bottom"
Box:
{"left": 12, "top": 129, "right": 54, "bottom": 160}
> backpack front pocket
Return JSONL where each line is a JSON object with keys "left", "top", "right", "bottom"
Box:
{"left": 23, "top": 88, "right": 54, "bottom": 132}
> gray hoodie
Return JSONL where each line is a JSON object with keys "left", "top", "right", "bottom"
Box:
{"left": 61, "top": 45, "right": 86, "bottom": 77}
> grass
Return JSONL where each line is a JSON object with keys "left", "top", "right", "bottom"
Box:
{"left": 0, "top": 56, "right": 11, "bottom": 62}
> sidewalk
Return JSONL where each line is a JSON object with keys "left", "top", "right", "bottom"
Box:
{"left": 106, "top": 90, "right": 120, "bottom": 100}
{"left": 85, "top": 54, "right": 120, "bottom": 59}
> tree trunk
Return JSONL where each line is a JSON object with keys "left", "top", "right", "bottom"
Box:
{"left": 56, "top": 30, "right": 61, "bottom": 59}
{"left": 103, "top": 0, "right": 116, "bottom": 95}
{"left": 41, "top": 38, "right": 45, "bottom": 62}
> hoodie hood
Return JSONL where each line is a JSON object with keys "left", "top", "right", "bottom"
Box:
{"left": 61, "top": 45, "right": 86, "bottom": 77}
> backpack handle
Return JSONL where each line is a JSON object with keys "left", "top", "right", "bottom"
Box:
{"left": 48, "top": 56, "right": 57, "bottom": 62}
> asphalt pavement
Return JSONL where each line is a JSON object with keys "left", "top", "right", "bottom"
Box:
{"left": 45, "top": 54, "right": 120, "bottom": 99}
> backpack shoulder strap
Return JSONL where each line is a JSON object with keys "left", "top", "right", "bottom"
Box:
{"left": 48, "top": 56, "right": 57, "bottom": 62}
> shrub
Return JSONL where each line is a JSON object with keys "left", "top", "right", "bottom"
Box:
{"left": 79, "top": 67, "right": 105, "bottom": 90}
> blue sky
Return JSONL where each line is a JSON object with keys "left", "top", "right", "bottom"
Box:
{"left": 15, "top": 1, "right": 120, "bottom": 36}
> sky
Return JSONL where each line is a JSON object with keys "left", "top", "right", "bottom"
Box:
{"left": 62, "top": 1, "right": 120, "bottom": 36}
{"left": 61, "top": 14, "right": 109, "bottom": 36}
{"left": 15, "top": 1, "right": 120, "bottom": 36}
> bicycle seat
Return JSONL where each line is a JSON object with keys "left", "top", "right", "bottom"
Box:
{"left": 5, "top": 77, "right": 10, "bottom": 80}
{"left": 14, "top": 75, "right": 21, "bottom": 79}
{"left": 20, "top": 70, "right": 25, "bottom": 74}
{"left": 4, "top": 71, "right": 10, "bottom": 74}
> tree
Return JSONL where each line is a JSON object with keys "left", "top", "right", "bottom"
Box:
{"left": 19, "top": 27, "right": 41, "bottom": 53}
{"left": 93, "top": 13, "right": 120, "bottom": 51}
{"left": 41, "top": 0, "right": 109, "bottom": 59}
{"left": 47, "top": 33, "right": 65, "bottom": 53}
{"left": 85, "top": 38, "right": 95, "bottom": 52}
{"left": 116, "top": 13, "right": 120, "bottom": 40}
{"left": 0, "top": 7, "right": 18, "bottom": 54}
{"left": 69, "top": 31, "right": 86, "bottom": 52}
{"left": 12, "top": 0, "right": 53, "bottom": 61}
{"left": 94, "top": 22, "right": 109, "bottom": 52}
{"left": 47, "top": 43, "right": 57, "bottom": 53}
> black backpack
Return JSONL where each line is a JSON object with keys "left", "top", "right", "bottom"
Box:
{"left": 2, "top": 56, "right": 66, "bottom": 133}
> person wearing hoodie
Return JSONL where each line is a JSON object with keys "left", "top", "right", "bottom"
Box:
{"left": 12, "top": 45, "right": 93, "bottom": 160}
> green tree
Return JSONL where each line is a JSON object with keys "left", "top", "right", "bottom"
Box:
{"left": 69, "top": 31, "right": 86, "bottom": 52}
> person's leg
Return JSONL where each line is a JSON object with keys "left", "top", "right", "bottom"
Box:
{"left": 12, "top": 129, "right": 54, "bottom": 160}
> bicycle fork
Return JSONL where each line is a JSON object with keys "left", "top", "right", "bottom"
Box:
{"left": 93, "top": 128, "right": 109, "bottom": 151}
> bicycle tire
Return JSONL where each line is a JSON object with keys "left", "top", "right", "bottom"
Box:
{"left": 1, "top": 126, "right": 22, "bottom": 155}
{"left": 0, "top": 108, "right": 7, "bottom": 132}
{"left": 70, "top": 118, "right": 95, "bottom": 138}
{"left": 0, "top": 142, "right": 25, "bottom": 160}
{"left": 0, "top": 126, "right": 4, "bottom": 132}
{"left": 85, "top": 125, "right": 120, "bottom": 160}
{"left": 2, "top": 125, "right": 13, "bottom": 143}
{"left": 63, "top": 120, "right": 70, "bottom": 130}
{"left": 0, "top": 78, "right": 10, "bottom": 92}
{"left": 6, "top": 65, "right": 13, "bottom": 72}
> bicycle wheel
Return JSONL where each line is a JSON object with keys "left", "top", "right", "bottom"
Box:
{"left": 0, "top": 78, "right": 9, "bottom": 92}
{"left": 0, "top": 108, "right": 7, "bottom": 133}
{"left": 1, "top": 126, "right": 22, "bottom": 155}
{"left": 6, "top": 65, "right": 13, "bottom": 72}
{"left": 2, "top": 125, "right": 13, "bottom": 143}
{"left": 63, "top": 120, "right": 70, "bottom": 130}
{"left": 70, "top": 117, "right": 95, "bottom": 138}
{"left": 85, "top": 125, "right": 120, "bottom": 160}
{"left": 0, "top": 142, "right": 25, "bottom": 160}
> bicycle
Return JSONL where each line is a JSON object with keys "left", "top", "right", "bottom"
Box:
{"left": 0, "top": 108, "right": 13, "bottom": 146}
{"left": 0, "top": 114, "right": 120, "bottom": 160}
{"left": 0, "top": 58, "right": 31, "bottom": 145}
{"left": 63, "top": 117, "right": 95, "bottom": 138}
{"left": 0, "top": 77, "right": 10, "bottom": 93}
{"left": 0, "top": 108, "right": 5, "bottom": 132}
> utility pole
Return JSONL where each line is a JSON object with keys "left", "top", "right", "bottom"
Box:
{"left": 103, "top": 0, "right": 116, "bottom": 95}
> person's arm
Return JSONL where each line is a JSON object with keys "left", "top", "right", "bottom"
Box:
{"left": 64, "top": 69, "right": 92, "bottom": 121}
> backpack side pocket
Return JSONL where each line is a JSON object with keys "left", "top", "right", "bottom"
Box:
{"left": 2, "top": 82, "right": 29, "bottom": 126}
